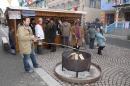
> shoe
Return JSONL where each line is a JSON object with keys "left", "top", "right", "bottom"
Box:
{"left": 34, "top": 65, "right": 42, "bottom": 68}
{"left": 11, "top": 53, "right": 16, "bottom": 55}
{"left": 50, "top": 50, "right": 56, "bottom": 52}
{"left": 26, "top": 69, "right": 34, "bottom": 73}
{"left": 97, "top": 52, "right": 102, "bottom": 55}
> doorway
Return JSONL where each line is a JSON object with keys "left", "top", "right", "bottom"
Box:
{"left": 125, "top": 12, "right": 130, "bottom": 21}
{"left": 105, "top": 14, "right": 114, "bottom": 26}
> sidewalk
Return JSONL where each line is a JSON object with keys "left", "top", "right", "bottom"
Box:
{"left": 0, "top": 25, "right": 48, "bottom": 86}
{"left": 104, "top": 33, "right": 127, "bottom": 40}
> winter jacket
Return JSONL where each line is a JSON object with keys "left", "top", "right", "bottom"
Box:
{"left": 35, "top": 24, "right": 44, "bottom": 40}
{"left": 29, "top": 22, "right": 36, "bottom": 35}
{"left": 88, "top": 28, "right": 96, "bottom": 38}
{"left": 96, "top": 32, "right": 105, "bottom": 46}
{"left": 50, "top": 23, "right": 57, "bottom": 39}
{"left": 70, "top": 26, "right": 84, "bottom": 46}
{"left": 17, "top": 24, "right": 33, "bottom": 54}
{"left": 60, "top": 22, "right": 71, "bottom": 37}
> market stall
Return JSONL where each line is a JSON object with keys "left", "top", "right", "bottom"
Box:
{"left": 5, "top": 6, "right": 86, "bottom": 52}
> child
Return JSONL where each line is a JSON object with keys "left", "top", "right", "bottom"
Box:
{"left": 96, "top": 28, "right": 106, "bottom": 55}
{"left": 9, "top": 27, "right": 16, "bottom": 55}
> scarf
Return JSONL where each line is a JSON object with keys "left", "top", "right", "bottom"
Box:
{"left": 76, "top": 24, "right": 81, "bottom": 39}
{"left": 37, "top": 22, "right": 44, "bottom": 30}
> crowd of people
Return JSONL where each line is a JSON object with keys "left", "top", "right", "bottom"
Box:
{"left": 86, "top": 18, "right": 106, "bottom": 55}
{"left": 8, "top": 17, "right": 106, "bottom": 73}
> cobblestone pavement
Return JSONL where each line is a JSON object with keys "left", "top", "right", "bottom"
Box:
{"left": 36, "top": 45, "right": 130, "bottom": 86}
{"left": 2, "top": 25, "right": 130, "bottom": 86}
{"left": 0, "top": 25, "right": 48, "bottom": 86}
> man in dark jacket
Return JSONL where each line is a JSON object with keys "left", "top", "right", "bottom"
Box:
{"left": 29, "top": 18, "right": 36, "bottom": 35}
{"left": 44, "top": 18, "right": 51, "bottom": 49}
{"left": 88, "top": 24, "right": 96, "bottom": 49}
{"left": 50, "top": 18, "right": 57, "bottom": 52}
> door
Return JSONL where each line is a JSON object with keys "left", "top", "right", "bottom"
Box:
{"left": 125, "top": 13, "right": 130, "bottom": 21}
{"left": 106, "top": 14, "right": 114, "bottom": 26}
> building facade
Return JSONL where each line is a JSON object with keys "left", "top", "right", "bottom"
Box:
{"left": 47, "top": 0, "right": 101, "bottom": 22}
{"left": 101, "top": 0, "right": 130, "bottom": 26}
{"left": 23, "top": 0, "right": 50, "bottom": 8}
{"left": 23, "top": 0, "right": 101, "bottom": 23}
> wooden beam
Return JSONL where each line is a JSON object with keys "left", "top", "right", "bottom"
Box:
{"left": 14, "top": 19, "right": 19, "bottom": 52}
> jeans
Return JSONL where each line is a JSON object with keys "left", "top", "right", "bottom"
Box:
{"left": 23, "top": 47, "right": 39, "bottom": 71}
{"left": 62, "top": 36, "right": 70, "bottom": 47}
{"left": 89, "top": 38, "right": 95, "bottom": 49}
{"left": 11, "top": 44, "right": 15, "bottom": 53}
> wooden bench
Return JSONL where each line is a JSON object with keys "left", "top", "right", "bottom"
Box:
{"left": 1, "top": 37, "right": 9, "bottom": 51}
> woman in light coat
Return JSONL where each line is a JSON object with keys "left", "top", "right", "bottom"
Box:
{"left": 70, "top": 19, "right": 84, "bottom": 51}
{"left": 96, "top": 28, "right": 106, "bottom": 55}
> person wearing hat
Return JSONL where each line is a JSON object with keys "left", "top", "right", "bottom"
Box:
{"left": 88, "top": 23, "right": 96, "bottom": 49}
{"left": 50, "top": 18, "right": 57, "bottom": 52}
{"left": 70, "top": 19, "right": 84, "bottom": 51}
{"left": 60, "top": 18, "right": 71, "bottom": 48}
{"left": 35, "top": 18, "right": 44, "bottom": 54}
{"left": 35, "top": 18, "right": 44, "bottom": 40}
{"left": 44, "top": 18, "right": 51, "bottom": 49}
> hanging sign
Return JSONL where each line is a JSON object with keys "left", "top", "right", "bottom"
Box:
{"left": 22, "top": 10, "right": 36, "bottom": 16}
{"left": 8, "top": 11, "right": 21, "bottom": 19}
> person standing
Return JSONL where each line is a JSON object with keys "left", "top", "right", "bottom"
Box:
{"left": 70, "top": 19, "right": 84, "bottom": 51}
{"left": 60, "top": 19, "right": 71, "bottom": 48}
{"left": 35, "top": 18, "right": 44, "bottom": 54}
{"left": 35, "top": 18, "right": 44, "bottom": 40}
{"left": 9, "top": 27, "right": 16, "bottom": 55}
{"left": 29, "top": 18, "right": 36, "bottom": 35}
{"left": 44, "top": 18, "right": 51, "bottom": 49}
{"left": 88, "top": 24, "right": 96, "bottom": 49}
{"left": 50, "top": 18, "right": 57, "bottom": 52}
{"left": 17, "top": 17, "right": 41, "bottom": 73}
{"left": 96, "top": 28, "right": 106, "bottom": 55}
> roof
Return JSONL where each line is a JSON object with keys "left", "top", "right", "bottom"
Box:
{"left": 5, "top": 6, "right": 87, "bottom": 15}
{"left": 112, "top": 4, "right": 130, "bottom": 8}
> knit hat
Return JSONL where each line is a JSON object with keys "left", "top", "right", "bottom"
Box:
{"left": 38, "top": 18, "right": 42, "bottom": 21}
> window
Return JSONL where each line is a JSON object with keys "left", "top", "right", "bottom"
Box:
{"left": 57, "top": 4, "right": 59, "bottom": 9}
{"left": 68, "top": 1, "right": 70, "bottom": 8}
{"left": 85, "top": 0, "right": 87, "bottom": 7}
{"left": 74, "top": 0, "right": 80, "bottom": 6}
{"left": 53, "top": 6, "right": 55, "bottom": 9}
{"left": 90, "top": 0, "right": 96, "bottom": 8}
{"left": 62, "top": 3, "right": 65, "bottom": 9}
{"left": 82, "top": 5, "right": 84, "bottom": 11}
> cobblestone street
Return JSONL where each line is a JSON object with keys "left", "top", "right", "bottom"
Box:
{"left": 36, "top": 45, "right": 130, "bottom": 86}
{"left": 1, "top": 25, "right": 130, "bottom": 86}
